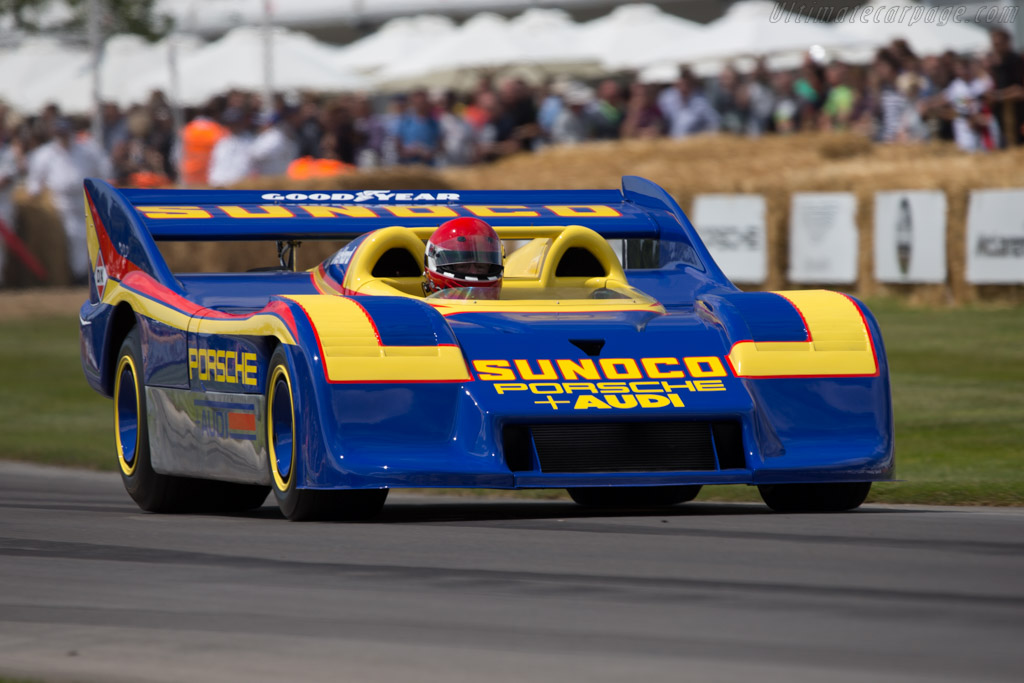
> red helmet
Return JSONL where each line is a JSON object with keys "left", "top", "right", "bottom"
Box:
{"left": 424, "top": 217, "right": 503, "bottom": 293}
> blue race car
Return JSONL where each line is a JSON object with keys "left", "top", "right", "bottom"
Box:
{"left": 79, "top": 176, "right": 893, "bottom": 520}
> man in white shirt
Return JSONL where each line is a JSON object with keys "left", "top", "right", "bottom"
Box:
{"left": 26, "top": 119, "right": 112, "bottom": 283}
{"left": 944, "top": 57, "right": 995, "bottom": 152}
{"left": 666, "top": 70, "right": 721, "bottom": 139}
{"left": 550, "top": 85, "right": 593, "bottom": 145}
{"left": 207, "top": 108, "right": 254, "bottom": 187}
{"left": 250, "top": 110, "right": 298, "bottom": 178}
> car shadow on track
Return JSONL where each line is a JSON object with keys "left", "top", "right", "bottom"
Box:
{"left": 240, "top": 498, "right": 915, "bottom": 524}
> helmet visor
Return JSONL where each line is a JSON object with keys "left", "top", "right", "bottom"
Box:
{"left": 430, "top": 242, "right": 503, "bottom": 280}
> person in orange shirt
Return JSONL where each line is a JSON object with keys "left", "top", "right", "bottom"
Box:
{"left": 286, "top": 125, "right": 355, "bottom": 180}
{"left": 179, "top": 104, "right": 227, "bottom": 186}
{"left": 285, "top": 155, "right": 353, "bottom": 180}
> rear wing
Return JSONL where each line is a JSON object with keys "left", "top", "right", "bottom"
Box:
{"left": 83, "top": 176, "right": 728, "bottom": 294}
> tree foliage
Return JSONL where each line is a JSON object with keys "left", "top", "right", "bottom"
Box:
{"left": 0, "top": 0, "right": 171, "bottom": 41}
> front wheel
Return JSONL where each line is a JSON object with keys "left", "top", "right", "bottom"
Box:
{"left": 266, "top": 347, "right": 388, "bottom": 521}
{"left": 567, "top": 485, "right": 702, "bottom": 508}
{"left": 758, "top": 482, "right": 872, "bottom": 513}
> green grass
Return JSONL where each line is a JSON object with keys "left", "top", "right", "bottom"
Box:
{"left": 0, "top": 317, "right": 112, "bottom": 469}
{"left": 696, "top": 299, "right": 1024, "bottom": 506}
{"left": 0, "top": 301, "right": 1021, "bottom": 505}
{"left": 864, "top": 299, "right": 1024, "bottom": 506}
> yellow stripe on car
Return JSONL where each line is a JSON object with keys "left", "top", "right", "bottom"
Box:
{"left": 728, "top": 290, "right": 877, "bottom": 378}
{"left": 284, "top": 295, "right": 472, "bottom": 383}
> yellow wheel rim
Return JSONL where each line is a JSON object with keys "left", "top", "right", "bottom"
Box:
{"left": 114, "top": 355, "right": 140, "bottom": 476}
{"left": 268, "top": 364, "right": 296, "bottom": 492}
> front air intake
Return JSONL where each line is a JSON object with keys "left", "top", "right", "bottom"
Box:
{"left": 529, "top": 422, "right": 718, "bottom": 473}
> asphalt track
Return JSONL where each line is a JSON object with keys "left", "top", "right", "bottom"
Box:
{"left": 0, "top": 462, "right": 1021, "bottom": 683}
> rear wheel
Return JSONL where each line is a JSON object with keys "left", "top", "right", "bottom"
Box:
{"left": 266, "top": 347, "right": 388, "bottom": 521}
{"left": 567, "top": 485, "right": 702, "bottom": 508}
{"left": 116, "top": 327, "right": 271, "bottom": 513}
{"left": 758, "top": 482, "right": 872, "bottom": 513}
{"left": 116, "top": 327, "right": 191, "bottom": 512}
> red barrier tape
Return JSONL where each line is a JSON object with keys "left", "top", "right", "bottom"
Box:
{"left": 0, "top": 218, "right": 50, "bottom": 282}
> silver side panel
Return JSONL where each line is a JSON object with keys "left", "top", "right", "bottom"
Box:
{"left": 146, "top": 387, "right": 271, "bottom": 485}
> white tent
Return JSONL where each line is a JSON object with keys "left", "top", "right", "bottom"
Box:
{"left": 101, "top": 34, "right": 206, "bottom": 108}
{"left": 835, "top": 0, "right": 991, "bottom": 61}
{"left": 334, "top": 15, "right": 456, "bottom": 74}
{"left": 641, "top": 1, "right": 862, "bottom": 67}
{"left": 0, "top": 37, "right": 89, "bottom": 112}
{"left": 504, "top": 8, "right": 596, "bottom": 70}
{"left": 373, "top": 10, "right": 598, "bottom": 90}
{"left": 577, "top": 4, "right": 704, "bottom": 71}
{"left": 371, "top": 13, "right": 521, "bottom": 89}
{"left": 158, "top": 0, "right": 634, "bottom": 34}
{"left": 132, "top": 26, "right": 365, "bottom": 106}
{"left": 14, "top": 34, "right": 208, "bottom": 114}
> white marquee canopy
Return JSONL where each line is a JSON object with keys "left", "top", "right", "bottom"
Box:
{"left": 835, "top": 0, "right": 992, "bottom": 62}
{"left": 0, "top": 1, "right": 996, "bottom": 114}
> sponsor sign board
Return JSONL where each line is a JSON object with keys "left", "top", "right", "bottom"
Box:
{"left": 692, "top": 194, "right": 767, "bottom": 284}
{"left": 874, "top": 191, "right": 947, "bottom": 283}
{"left": 965, "top": 189, "right": 1024, "bottom": 284}
{"left": 788, "top": 193, "right": 858, "bottom": 284}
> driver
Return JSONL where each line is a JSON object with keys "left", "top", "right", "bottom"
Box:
{"left": 423, "top": 217, "right": 503, "bottom": 294}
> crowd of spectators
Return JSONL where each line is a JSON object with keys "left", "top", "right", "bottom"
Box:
{"left": 0, "top": 28, "right": 1022, "bottom": 285}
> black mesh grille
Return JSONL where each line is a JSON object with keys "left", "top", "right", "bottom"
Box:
{"left": 530, "top": 422, "right": 717, "bottom": 473}
{"left": 503, "top": 424, "right": 535, "bottom": 472}
{"left": 712, "top": 421, "right": 746, "bottom": 469}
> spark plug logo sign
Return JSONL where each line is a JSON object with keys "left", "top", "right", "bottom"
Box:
{"left": 260, "top": 191, "right": 461, "bottom": 203}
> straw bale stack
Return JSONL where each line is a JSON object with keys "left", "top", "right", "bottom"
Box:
{"left": 5, "top": 188, "right": 72, "bottom": 288}
{"left": 444, "top": 133, "right": 1024, "bottom": 305}
{"left": 7, "top": 136, "right": 1022, "bottom": 305}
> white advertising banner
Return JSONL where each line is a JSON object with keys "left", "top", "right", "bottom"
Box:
{"left": 966, "top": 189, "right": 1024, "bottom": 284}
{"left": 692, "top": 194, "right": 767, "bottom": 284}
{"left": 788, "top": 193, "right": 858, "bottom": 284}
{"left": 873, "top": 191, "right": 947, "bottom": 283}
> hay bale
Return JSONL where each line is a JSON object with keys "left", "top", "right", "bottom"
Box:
{"left": 442, "top": 134, "right": 1024, "bottom": 305}
{"left": 7, "top": 141, "right": 1023, "bottom": 305}
{"left": 8, "top": 188, "right": 71, "bottom": 288}
{"left": 817, "top": 133, "right": 874, "bottom": 160}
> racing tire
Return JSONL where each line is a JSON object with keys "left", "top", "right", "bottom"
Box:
{"left": 567, "top": 485, "right": 702, "bottom": 508}
{"left": 266, "top": 347, "right": 388, "bottom": 521}
{"left": 115, "top": 327, "right": 194, "bottom": 512}
{"left": 758, "top": 482, "right": 872, "bottom": 513}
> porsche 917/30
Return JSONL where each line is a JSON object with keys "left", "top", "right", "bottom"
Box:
{"left": 79, "top": 176, "right": 893, "bottom": 520}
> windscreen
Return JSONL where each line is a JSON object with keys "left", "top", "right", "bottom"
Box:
{"left": 426, "top": 285, "right": 658, "bottom": 304}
